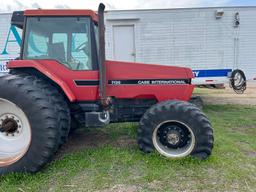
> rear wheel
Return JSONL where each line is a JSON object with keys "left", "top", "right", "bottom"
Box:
{"left": 9, "top": 69, "right": 71, "bottom": 147}
{"left": 138, "top": 100, "right": 214, "bottom": 159}
{"left": 0, "top": 74, "right": 70, "bottom": 174}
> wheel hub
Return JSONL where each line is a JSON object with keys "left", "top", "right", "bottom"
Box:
{"left": 0, "top": 114, "right": 22, "bottom": 137}
{"left": 157, "top": 125, "right": 189, "bottom": 149}
{"left": 167, "top": 131, "right": 180, "bottom": 145}
{"left": 0, "top": 98, "right": 31, "bottom": 167}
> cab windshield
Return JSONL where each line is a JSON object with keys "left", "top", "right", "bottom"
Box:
{"left": 23, "top": 17, "right": 93, "bottom": 70}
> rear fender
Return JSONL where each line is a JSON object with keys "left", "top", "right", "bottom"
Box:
{"left": 7, "top": 60, "right": 76, "bottom": 102}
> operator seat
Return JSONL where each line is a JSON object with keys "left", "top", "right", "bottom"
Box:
{"left": 48, "top": 42, "right": 66, "bottom": 63}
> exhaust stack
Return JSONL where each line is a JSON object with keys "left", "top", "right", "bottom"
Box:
{"left": 98, "top": 3, "right": 107, "bottom": 105}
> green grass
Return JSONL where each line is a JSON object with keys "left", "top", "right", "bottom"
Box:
{"left": 1, "top": 105, "right": 256, "bottom": 192}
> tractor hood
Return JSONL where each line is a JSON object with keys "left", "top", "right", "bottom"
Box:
{"left": 105, "top": 60, "right": 195, "bottom": 101}
{"left": 106, "top": 60, "right": 194, "bottom": 80}
{"left": 8, "top": 59, "right": 194, "bottom": 102}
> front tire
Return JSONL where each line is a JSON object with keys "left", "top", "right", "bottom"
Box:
{"left": 138, "top": 100, "right": 214, "bottom": 159}
{"left": 0, "top": 74, "right": 70, "bottom": 174}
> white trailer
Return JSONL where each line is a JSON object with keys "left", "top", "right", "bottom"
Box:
{"left": 105, "top": 6, "right": 256, "bottom": 88}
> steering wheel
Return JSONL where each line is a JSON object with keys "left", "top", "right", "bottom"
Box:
{"left": 74, "top": 42, "right": 90, "bottom": 70}
{"left": 75, "top": 42, "right": 88, "bottom": 53}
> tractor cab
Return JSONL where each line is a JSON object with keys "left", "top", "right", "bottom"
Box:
{"left": 12, "top": 10, "right": 99, "bottom": 71}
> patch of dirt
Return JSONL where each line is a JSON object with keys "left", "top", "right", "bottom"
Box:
{"left": 231, "top": 126, "right": 256, "bottom": 135}
{"left": 57, "top": 130, "right": 111, "bottom": 157}
{"left": 245, "top": 151, "right": 256, "bottom": 157}
{"left": 113, "top": 136, "right": 137, "bottom": 148}
{"left": 147, "top": 180, "right": 163, "bottom": 191}
{"left": 236, "top": 141, "right": 256, "bottom": 158}
{"left": 57, "top": 130, "right": 137, "bottom": 158}
{"left": 196, "top": 82, "right": 256, "bottom": 105}
{"left": 98, "top": 184, "right": 142, "bottom": 192}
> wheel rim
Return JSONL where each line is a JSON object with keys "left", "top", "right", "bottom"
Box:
{"left": 152, "top": 120, "right": 195, "bottom": 158}
{"left": 234, "top": 73, "right": 243, "bottom": 86}
{"left": 0, "top": 98, "right": 31, "bottom": 167}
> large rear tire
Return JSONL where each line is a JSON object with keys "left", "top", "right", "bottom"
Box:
{"left": 138, "top": 100, "right": 213, "bottom": 159}
{"left": 0, "top": 74, "right": 70, "bottom": 174}
{"left": 9, "top": 70, "right": 71, "bottom": 146}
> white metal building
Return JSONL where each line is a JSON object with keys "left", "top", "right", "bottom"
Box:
{"left": 1, "top": 7, "right": 256, "bottom": 85}
{"left": 105, "top": 6, "right": 256, "bottom": 84}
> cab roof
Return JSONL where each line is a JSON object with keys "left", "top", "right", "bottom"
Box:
{"left": 24, "top": 9, "right": 98, "bottom": 22}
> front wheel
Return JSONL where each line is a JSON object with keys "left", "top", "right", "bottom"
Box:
{"left": 137, "top": 100, "right": 214, "bottom": 159}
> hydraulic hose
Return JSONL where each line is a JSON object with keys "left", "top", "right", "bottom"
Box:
{"left": 229, "top": 69, "right": 246, "bottom": 94}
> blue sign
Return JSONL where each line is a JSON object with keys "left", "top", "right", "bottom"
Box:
{"left": 193, "top": 69, "right": 232, "bottom": 78}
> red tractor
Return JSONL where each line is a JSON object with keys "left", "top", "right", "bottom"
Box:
{"left": 0, "top": 4, "right": 213, "bottom": 174}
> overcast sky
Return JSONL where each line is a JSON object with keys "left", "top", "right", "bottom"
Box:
{"left": 0, "top": 0, "right": 255, "bottom": 12}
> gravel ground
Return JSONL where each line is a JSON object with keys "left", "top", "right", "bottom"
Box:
{"left": 194, "top": 81, "right": 256, "bottom": 105}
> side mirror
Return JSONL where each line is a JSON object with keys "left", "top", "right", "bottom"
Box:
{"left": 11, "top": 11, "right": 24, "bottom": 29}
